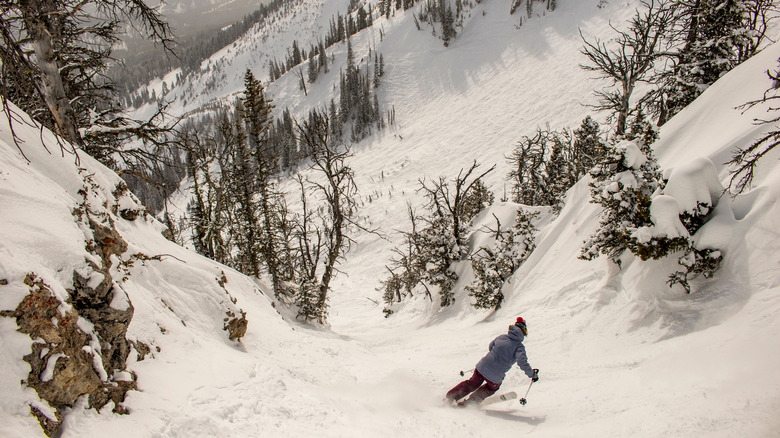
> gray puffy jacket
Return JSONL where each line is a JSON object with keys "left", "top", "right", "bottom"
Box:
{"left": 475, "top": 325, "right": 534, "bottom": 384}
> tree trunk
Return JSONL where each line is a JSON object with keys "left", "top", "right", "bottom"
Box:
{"left": 21, "top": 0, "right": 81, "bottom": 145}
{"left": 318, "top": 169, "right": 343, "bottom": 319}
{"left": 617, "top": 82, "right": 632, "bottom": 136}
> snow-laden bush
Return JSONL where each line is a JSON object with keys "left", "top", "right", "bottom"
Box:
{"left": 643, "top": 158, "right": 725, "bottom": 293}
{"left": 466, "top": 208, "right": 538, "bottom": 310}
{"left": 581, "top": 139, "right": 663, "bottom": 264}
{"left": 582, "top": 139, "right": 724, "bottom": 293}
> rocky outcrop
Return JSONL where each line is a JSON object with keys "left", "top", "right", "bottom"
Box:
{"left": 0, "top": 174, "right": 143, "bottom": 436}
{"left": 1, "top": 274, "right": 137, "bottom": 437}
{"left": 72, "top": 216, "right": 134, "bottom": 373}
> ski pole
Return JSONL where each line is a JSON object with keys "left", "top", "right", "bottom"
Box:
{"left": 519, "top": 369, "right": 539, "bottom": 405}
{"left": 459, "top": 368, "right": 475, "bottom": 377}
{"left": 518, "top": 380, "right": 534, "bottom": 405}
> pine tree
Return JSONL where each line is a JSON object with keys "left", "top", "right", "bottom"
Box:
{"left": 308, "top": 56, "right": 319, "bottom": 83}
{"left": 572, "top": 116, "right": 607, "bottom": 176}
{"left": 318, "top": 41, "right": 328, "bottom": 73}
{"left": 580, "top": 137, "right": 663, "bottom": 265}
{"left": 240, "top": 70, "right": 291, "bottom": 299}
{"left": 442, "top": 3, "right": 457, "bottom": 46}
{"left": 230, "top": 109, "right": 263, "bottom": 277}
{"left": 374, "top": 54, "right": 382, "bottom": 88}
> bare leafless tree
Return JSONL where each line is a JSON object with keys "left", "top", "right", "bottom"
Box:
{"left": 730, "top": 64, "right": 780, "bottom": 194}
{"left": 579, "top": 0, "right": 676, "bottom": 135}
{"left": 418, "top": 160, "right": 496, "bottom": 251}
{"left": 295, "top": 110, "right": 358, "bottom": 322}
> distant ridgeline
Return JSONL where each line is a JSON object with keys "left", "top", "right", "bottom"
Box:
{"left": 113, "top": 0, "right": 294, "bottom": 108}
{"left": 119, "top": 0, "right": 557, "bottom": 109}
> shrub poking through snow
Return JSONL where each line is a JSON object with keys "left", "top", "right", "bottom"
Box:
{"left": 668, "top": 248, "right": 723, "bottom": 293}
{"left": 467, "top": 209, "right": 539, "bottom": 310}
{"left": 655, "top": 158, "right": 725, "bottom": 293}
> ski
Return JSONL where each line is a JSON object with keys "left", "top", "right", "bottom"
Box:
{"left": 481, "top": 391, "right": 518, "bottom": 406}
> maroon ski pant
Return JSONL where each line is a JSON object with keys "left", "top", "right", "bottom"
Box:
{"left": 446, "top": 370, "right": 501, "bottom": 403}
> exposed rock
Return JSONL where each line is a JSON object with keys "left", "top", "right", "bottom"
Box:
{"left": 87, "top": 217, "right": 128, "bottom": 268}
{"left": 224, "top": 310, "right": 248, "bottom": 342}
{"left": 2, "top": 274, "right": 136, "bottom": 436}
{"left": 70, "top": 268, "right": 134, "bottom": 371}
{"left": 119, "top": 208, "right": 141, "bottom": 221}
{"left": 29, "top": 406, "right": 61, "bottom": 438}
{"left": 112, "top": 182, "right": 143, "bottom": 221}
{"left": 130, "top": 340, "right": 151, "bottom": 361}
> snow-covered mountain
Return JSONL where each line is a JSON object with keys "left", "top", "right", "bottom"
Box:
{"left": 3, "top": 0, "right": 780, "bottom": 436}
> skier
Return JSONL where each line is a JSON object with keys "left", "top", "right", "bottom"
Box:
{"left": 446, "top": 317, "right": 539, "bottom": 406}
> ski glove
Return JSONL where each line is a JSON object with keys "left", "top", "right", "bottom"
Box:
{"left": 532, "top": 369, "right": 539, "bottom": 382}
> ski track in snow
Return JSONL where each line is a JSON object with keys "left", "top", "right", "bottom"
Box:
{"left": 3, "top": 0, "right": 780, "bottom": 437}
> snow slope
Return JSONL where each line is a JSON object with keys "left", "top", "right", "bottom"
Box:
{"left": 2, "top": 0, "right": 780, "bottom": 437}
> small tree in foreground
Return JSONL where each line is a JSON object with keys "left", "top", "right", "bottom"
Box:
{"left": 580, "top": 138, "right": 663, "bottom": 265}
{"left": 581, "top": 129, "right": 723, "bottom": 293}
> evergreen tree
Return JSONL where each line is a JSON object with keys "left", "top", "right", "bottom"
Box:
{"left": 580, "top": 137, "right": 663, "bottom": 265}
{"left": 230, "top": 108, "right": 263, "bottom": 277}
{"left": 308, "top": 56, "right": 319, "bottom": 83}
{"left": 659, "top": 0, "right": 770, "bottom": 121}
{"left": 292, "top": 40, "right": 302, "bottom": 66}
{"left": 572, "top": 116, "right": 607, "bottom": 176}
{"left": 318, "top": 41, "right": 328, "bottom": 73}
{"left": 241, "top": 69, "right": 290, "bottom": 299}
{"left": 374, "top": 54, "right": 382, "bottom": 88}
{"left": 442, "top": 3, "right": 457, "bottom": 45}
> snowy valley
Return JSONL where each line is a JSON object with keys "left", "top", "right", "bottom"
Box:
{"left": 2, "top": 0, "right": 780, "bottom": 437}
